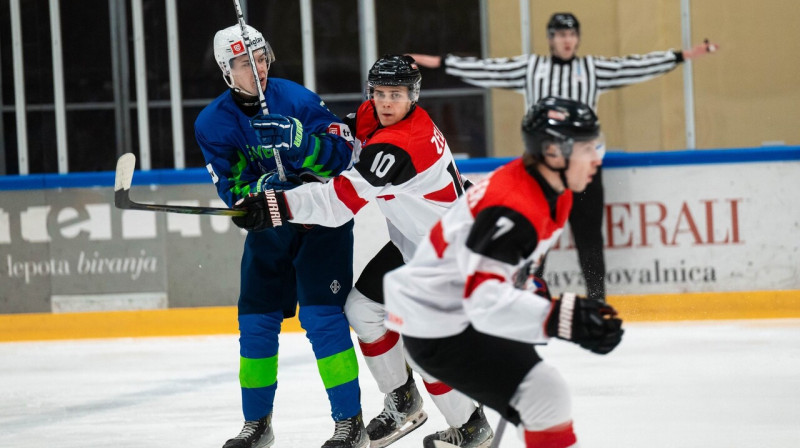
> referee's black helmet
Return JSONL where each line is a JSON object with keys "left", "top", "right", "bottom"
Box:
{"left": 547, "top": 13, "right": 580, "bottom": 38}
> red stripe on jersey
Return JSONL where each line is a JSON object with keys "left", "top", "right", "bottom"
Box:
{"left": 422, "top": 380, "right": 453, "bottom": 396}
{"left": 358, "top": 330, "right": 400, "bottom": 357}
{"left": 430, "top": 221, "right": 448, "bottom": 258}
{"left": 333, "top": 176, "right": 368, "bottom": 215}
{"left": 423, "top": 182, "right": 457, "bottom": 203}
{"left": 378, "top": 194, "right": 396, "bottom": 201}
{"left": 524, "top": 421, "right": 577, "bottom": 448}
{"left": 464, "top": 271, "right": 505, "bottom": 298}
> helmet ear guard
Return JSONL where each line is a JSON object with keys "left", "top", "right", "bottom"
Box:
{"left": 365, "top": 54, "right": 422, "bottom": 102}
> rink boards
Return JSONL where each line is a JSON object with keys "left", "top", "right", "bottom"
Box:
{"left": 1, "top": 146, "right": 799, "bottom": 340}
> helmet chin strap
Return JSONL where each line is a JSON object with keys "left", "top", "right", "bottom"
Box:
{"left": 541, "top": 158, "right": 570, "bottom": 191}
{"left": 559, "top": 169, "right": 569, "bottom": 190}
{"left": 233, "top": 87, "right": 259, "bottom": 103}
{"left": 232, "top": 83, "right": 259, "bottom": 100}
{"left": 224, "top": 72, "right": 260, "bottom": 99}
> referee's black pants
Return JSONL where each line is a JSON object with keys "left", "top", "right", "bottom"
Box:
{"left": 536, "top": 166, "right": 606, "bottom": 301}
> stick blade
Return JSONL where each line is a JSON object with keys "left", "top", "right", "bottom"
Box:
{"left": 115, "top": 153, "right": 136, "bottom": 192}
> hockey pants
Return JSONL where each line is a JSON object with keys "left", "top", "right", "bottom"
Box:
{"left": 344, "top": 241, "right": 476, "bottom": 428}
{"left": 237, "top": 222, "right": 360, "bottom": 422}
{"left": 404, "top": 326, "right": 578, "bottom": 447}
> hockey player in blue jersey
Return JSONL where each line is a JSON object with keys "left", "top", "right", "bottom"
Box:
{"left": 194, "top": 24, "right": 367, "bottom": 448}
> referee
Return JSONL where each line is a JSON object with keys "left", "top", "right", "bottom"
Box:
{"left": 410, "top": 12, "right": 719, "bottom": 301}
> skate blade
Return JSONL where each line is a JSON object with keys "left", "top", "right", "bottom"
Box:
{"left": 433, "top": 442, "right": 458, "bottom": 448}
{"left": 369, "top": 410, "right": 428, "bottom": 448}
{"left": 432, "top": 438, "right": 492, "bottom": 448}
{"left": 256, "top": 432, "right": 275, "bottom": 448}
{"left": 250, "top": 432, "right": 274, "bottom": 448}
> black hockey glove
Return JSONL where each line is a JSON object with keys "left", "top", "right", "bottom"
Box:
{"left": 545, "top": 293, "right": 624, "bottom": 355}
{"left": 232, "top": 190, "right": 292, "bottom": 231}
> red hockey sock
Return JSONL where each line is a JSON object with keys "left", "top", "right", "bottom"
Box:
{"left": 524, "top": 421, "right": 577, "bottom": 448}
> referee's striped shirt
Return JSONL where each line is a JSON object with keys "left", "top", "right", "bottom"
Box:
{"left": 443, "top": 50, "right": 684, "bottom": 111}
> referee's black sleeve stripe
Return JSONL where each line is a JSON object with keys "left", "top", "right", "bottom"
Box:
{"left": 595, "top": 63, "right": 678, "bottom": 81}
{"left": 594, "top": 63, "right": 676, "bottom": 76}
{"left": 526, "top": 56, "right": 540, "bottom": 107}
{"left": 595, "top": 57, "right": 677, "bottom": 71}
{"left": 446, "top": 56, "right": 529, "bottom": 70}
{"left": 596, "top": 60, "right": 678, "bottom": 76}
{"left": 446, "top": 67, "right": 528, "bottom": 80}
{"left": 593, "top": 55, "right": 677, "bottom": 70}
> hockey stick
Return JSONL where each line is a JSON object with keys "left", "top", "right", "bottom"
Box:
{"left": 489, "top": 417, "right": 507, "bottom": 448}
{"left": 231, "top": 0, "right": 288, "bottom": 182}
{"left": 114, "top": 153, "right": 245, "bottom": 216}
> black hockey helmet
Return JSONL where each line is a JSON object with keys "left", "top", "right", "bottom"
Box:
{"left": 547, "top": 12, "right": 580, "bottom": 38}
{"left": 366, "top": 54, "right": 422, "bottom": 102}
{"left": 522, "top": 97, "right": 600, "bottom": 164}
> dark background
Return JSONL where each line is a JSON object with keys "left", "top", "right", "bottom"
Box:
{"left": 0, "top": 0, "right": 486, "bottom": 174}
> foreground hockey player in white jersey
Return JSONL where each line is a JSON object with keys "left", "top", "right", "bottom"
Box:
{"left": 383, "top": 97, "right": 624, "bottom": 448}
{"left": 232, "top": 55, "right": 493, "bottom": 447}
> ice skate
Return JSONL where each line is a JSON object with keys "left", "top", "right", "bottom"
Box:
{"left": 366, "top": 374, "right": 428, "bottom": 447}
{"left": 222, "top": 414, "right": 274, "bottom": 448}
{"left": 423, "top": 405, "right": 493, "bottom": 448}
{"left": 322, "top": 411, "right": 369, "bottom": 448}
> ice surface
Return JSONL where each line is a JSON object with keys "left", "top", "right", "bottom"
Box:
{"left": 1, "top": 319, "right": 799, "bottom": 447}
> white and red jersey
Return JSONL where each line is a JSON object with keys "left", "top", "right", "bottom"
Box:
{"left": 284, "top": 100, "right": 465, "bottom": 260}
{"left": 384, "top": 158, "right": 573, "bottom": 344}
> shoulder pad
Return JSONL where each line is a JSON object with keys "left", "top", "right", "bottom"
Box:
{"left": 466, "top": 206, "right": 538, "bottom": 265}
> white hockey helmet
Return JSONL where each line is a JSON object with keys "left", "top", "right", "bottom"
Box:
{"left": 213, "top": 24, "right": 275, "bottom": 79}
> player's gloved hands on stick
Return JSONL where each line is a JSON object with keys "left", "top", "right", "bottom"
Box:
{"left": 257, "top": 171, "right": 303, "bottom": 192}
{"left": 251, "top": 114, "right": 311, "bottom": 170}
{"left": 232, "top": 190, "right": 292, "bottom": 232}
{"left": 545, "top": 293, "right": 624, "bottom": 354}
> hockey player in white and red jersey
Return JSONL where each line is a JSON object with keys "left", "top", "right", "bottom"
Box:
{"left": 231, "top": 54, "right": 493, "bottom": 447}
{"left": 383, "top": 97, "right": 624, "bottom": 448}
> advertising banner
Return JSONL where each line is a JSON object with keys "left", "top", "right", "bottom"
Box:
{"left": 1, "top": 149, "right": 799, "bottom": 314}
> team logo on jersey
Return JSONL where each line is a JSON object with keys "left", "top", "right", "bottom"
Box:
{"left": 327, "top": 123, "right": 353, "bottom": 142}
{"left": 330, "top": 280, "right": 341, "bottom": 294}
{"left": 230, "top": 41, "right": 245, "bottom": 55}
{"left": 492, "top": 216, "right": 515, "bottom": 240}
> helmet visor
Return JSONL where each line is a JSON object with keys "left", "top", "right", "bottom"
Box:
{"left": 365, "top": 81, "right": 419, "bottom": 102}
{"left": 568, "top": 132, "right": 605, "bottom": 162}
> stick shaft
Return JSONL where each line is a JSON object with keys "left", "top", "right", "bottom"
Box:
{"left": 232, "top": 0, "right": 287, "bottom": 181}
{"left": 114, "top": 153, "right": 246, "bottom": 216}
{"left": 489, "top": 417, "right": 507, "bottom": 448}
{"left": 115, "top": 190, "right": 245, "bottom": 216}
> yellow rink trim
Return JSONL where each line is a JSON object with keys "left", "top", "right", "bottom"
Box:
{"left": 0, "top": 290, "right": 798, "bottom": 342}
{"left": 0, "top": 307, "right": 305, "bottom": 342}
{"left": 610, "top": 290, "right": 800, "bottom": 321}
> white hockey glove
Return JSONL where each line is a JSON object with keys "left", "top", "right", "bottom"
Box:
{"left": 545, "top": 293, "right": 624, "bottom": 355}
